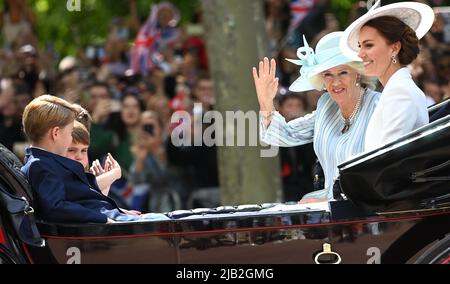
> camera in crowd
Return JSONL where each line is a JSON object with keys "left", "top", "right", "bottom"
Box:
{"left": 143, "top": 123, "right": 155, "bottom": 136}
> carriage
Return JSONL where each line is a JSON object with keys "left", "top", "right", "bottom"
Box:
{"left": 0, "top": 100, "right": 449, "bottom": 264}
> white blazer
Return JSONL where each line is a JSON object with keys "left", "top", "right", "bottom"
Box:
{"left": 365, "top": 68, "right": 429, "bottom": 151}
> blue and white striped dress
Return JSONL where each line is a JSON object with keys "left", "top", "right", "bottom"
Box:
{"left": 260, "top": 89, "right": 380, "bottom": 200}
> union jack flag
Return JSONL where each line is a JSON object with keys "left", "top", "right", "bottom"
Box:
{"left": 130, "top": 4, "right": 161, "bottom": 76}
{"left": 289, "top": 0, "right": 316, "bottom": 32}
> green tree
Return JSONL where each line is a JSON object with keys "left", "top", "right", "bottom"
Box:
{"left": 11, "top": 0, "right": 364, "bottom": 56}
{"left": 27, "top": 0, "right": 199, "bottom": 56}
{"left": 329, "top": 0, "right": 360, "bottom": 29}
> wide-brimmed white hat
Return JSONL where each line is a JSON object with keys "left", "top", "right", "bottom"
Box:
{"left": 340, "top": 1, "right": 435, "bottom": 61}
{"left": 287, "top": 32, "right": 358, "bottom": 92}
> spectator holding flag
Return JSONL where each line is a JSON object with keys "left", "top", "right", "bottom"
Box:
{"left": 131, "top": 2, "right": 181, "bottom": 76}
{"left": 131, "top": 4, "right": 161, "bottom": 76}
{"left": 286, "top": 0, "right": 326, "bottom": 49}
{"left": 288, "top": 0, "right": 317, "bottom": 33}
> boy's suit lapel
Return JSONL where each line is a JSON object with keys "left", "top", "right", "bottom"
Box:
{"left": 53, "top": 157, "right": 107, "bottom": 197}
{"left": 53, "top": 156, "right": 91, "bottom": 186}
{"left": 28, "top": 147, "right": 105, "bottom": 197}
{"left": 30, "top": 148, "right": 94, "bottom": 189}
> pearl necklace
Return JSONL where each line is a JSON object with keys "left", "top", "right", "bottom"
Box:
{"left": 340, "top": 88, "right": 365, "bottom": 134}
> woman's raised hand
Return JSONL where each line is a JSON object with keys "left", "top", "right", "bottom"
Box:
{"left": 252, "top": 57, "right": 279, "bottom": 112}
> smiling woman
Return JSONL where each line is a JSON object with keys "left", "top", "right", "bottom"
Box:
{"left": 340, "top": 1, "right": 435, "bottom": 151}
{"left": 254, "top": 32, "right": 381, "bottom": 203}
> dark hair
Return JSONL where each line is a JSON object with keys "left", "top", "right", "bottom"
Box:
{"left": 110, "top": 93, "right": 145, "bottom": 143}
{"left": 277, "top": 93, "right": 308, "bottom": 110}
{"left": 14, "top": 83, "right": 31, "bottom": 96}
{"left": 87, "top": 81, "right": 111, "bottom": 96}
{"left": 194, "top": 72, "right": 212, "bottom": 88}
{"left": 121, "top": 92, "right": 146, "bottom": 112}
{"left": 363, "top": 16, "right": 419, "bottom": 65}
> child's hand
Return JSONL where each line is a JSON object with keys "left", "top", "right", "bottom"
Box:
{"left": 90, "top": 159, "right": 105, "bottom": 176}
{"left": 90, "top": 154, "right": 121, "bottom": 181}
{"left": 93, "top": 154, "right": 122, "bottom": 196}
{"left": 121, "top": 209, "right": 142, "bottom": 216}
{"left": 104, "top": 153, "right": 122, "bottom": 181}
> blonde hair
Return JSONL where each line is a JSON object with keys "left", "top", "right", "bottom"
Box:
{"left": 72, "top": 121, "right": 90, "bottom": 146}
{"left": 309, "top": 61, "right": 377, "bottom": 91}
{"left": 141, "top": 110, "right": 164, "bottom": 128}
{"left": 22, "top": 95, "right": 78, "bottom": 143}
{"left": 345, "top": 62, "right": 377, "bottom": 90}
{"left": 142, "top": 110, "right": 158, "bottom": 120}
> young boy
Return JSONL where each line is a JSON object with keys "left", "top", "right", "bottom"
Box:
{"left": 21, "top": 95, "right": 120, "bottom": 223}
{"left": 66, "top": 120, "right": 140, "bottom": 216}
{"left": 21, "top": 95, "right": 169, "bottom": 223}
{"left": 66, "top": 120, "right": 119, "bottom": 196}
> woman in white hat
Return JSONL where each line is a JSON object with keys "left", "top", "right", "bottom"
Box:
{"left": 253, "top": 32, "right": 380, "bottom": 203}
{"left": 340, "top": 1, "right": 435, "bottom": 151}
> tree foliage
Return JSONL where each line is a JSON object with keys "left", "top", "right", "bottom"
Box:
{"left": 329, "top": 0, "right": 360, "bottom": 29}
{"left": 10, "top": 0, "right": 361, "bottom": 56}
{"left": 26, "top": 0, "right": 199, "bottom": 56}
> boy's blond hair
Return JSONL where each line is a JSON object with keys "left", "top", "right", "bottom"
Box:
{"left": 72, "top": 121, "right": 90, "bottom": 146}
{"left": 22, "top": 95, "right": 78, "bottom": 143}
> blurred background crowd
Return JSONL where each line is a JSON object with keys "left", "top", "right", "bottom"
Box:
{"left": 0, "top": 0, "right": 448, "bottom": 212}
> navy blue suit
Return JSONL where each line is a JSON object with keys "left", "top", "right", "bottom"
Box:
{"left": 21, "top": 147, "right": 120, "bottom": 223}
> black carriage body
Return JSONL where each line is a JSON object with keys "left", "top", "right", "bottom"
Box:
{"left": 1, "top": 201, "right": 449, "bottom": 264}
{"left": 1, "top": 106, "right": 449, "bottom": 264}
{"left": 23, "top": 206, "right": 450, "bottom": 264}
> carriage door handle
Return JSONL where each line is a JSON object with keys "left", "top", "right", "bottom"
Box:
{"left": 314, "top": 243, "right": 342, "bottom": 264}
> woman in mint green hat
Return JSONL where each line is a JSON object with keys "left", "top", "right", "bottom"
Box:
{"left": 253, "top": 32, "right": 380, "bottom": 203}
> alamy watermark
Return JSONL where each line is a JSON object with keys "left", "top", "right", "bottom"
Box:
{"left": 67, "top": 0, "right": 81, "bottom": 12}
{"left": 367, "top": 247, "right": 381, "bottom": 264}
{"left": 170, "top": 103, "right": 279, "bottom": 158}
{"left": 66, "top": 247, "right": 81, "bottom": 264}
